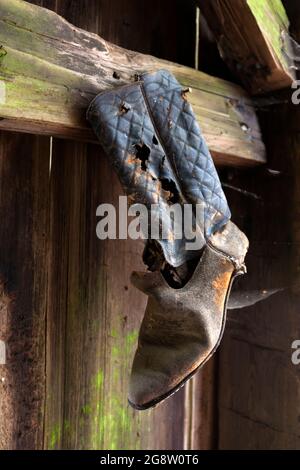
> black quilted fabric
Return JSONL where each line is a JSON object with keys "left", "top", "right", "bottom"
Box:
{"left": 142, "top": 70, "right": 230, "bottom": 235}
{"left": 87, "top": 70, "right": 230, "bottom": 267}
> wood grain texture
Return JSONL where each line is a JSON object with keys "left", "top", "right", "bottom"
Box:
{"left": 0, "top": 0, "right": 191, "bottom": 450}
{"left": 44, "top": 137, "right": 186, "bottom": 450}
{"left": 217, "top": 97, "right": 300, "bottom": 449}
{"left": 0, "top": 131, "right": 50, "bottom": 449}
{"left": 184, "top": 361, "right": 217, "bottom": 450}
{"left": 43, "top": 0, "right": 187, "bottom": 450}
{"left": 0, "top": 0, "right": 266, "bottom": 166}
{"left": 198, "top": 0, "right": 295, "bottom": 94}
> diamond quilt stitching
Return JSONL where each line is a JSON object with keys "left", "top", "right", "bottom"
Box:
{"left": 87, "top": 70, "right": 230, "bottom": 266}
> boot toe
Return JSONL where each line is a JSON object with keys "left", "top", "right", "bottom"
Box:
{"left": 128, "top": 342, "right": 209, "bottom": 409}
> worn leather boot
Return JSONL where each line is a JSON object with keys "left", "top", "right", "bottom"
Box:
{"left": 129, "top": 220, "right": 248, "bottom": 409}
{"left": 87, "top": 69, "right": 248, "bottom": 410}
{"left": 87, "top": 69, "right": 230, "bottom": 268}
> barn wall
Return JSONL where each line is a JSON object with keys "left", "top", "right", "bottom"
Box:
{"left": 0, "top": 0, "right": 214, "bottom": 450}
{"left": 2, "top": 0, "right": 297, "bottom": 451}
{"left": 0, "top": 132, "right": 49, "bottom": 449}
{"left": 216, "top": 2, "right": 300, "bottom": 444}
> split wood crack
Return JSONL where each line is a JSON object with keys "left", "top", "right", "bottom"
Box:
{"left": 0, "top": 0, "right": 295, "bottom": 166}
{"left": 0, "top": 0, "right": 269, "bottom": 167}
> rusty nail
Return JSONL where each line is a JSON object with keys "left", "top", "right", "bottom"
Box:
{"left": 181, "top": 87, "right": 192, "bottom": 100}
{"left": 119, "top": 102, "right": 130, "bottom": 114}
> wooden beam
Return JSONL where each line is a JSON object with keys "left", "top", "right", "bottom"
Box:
{"left": 0, "top": 0, "right": 266, "bottom": 166}
{"left": 197, "top": 0, "right": 295, "bottom": 94}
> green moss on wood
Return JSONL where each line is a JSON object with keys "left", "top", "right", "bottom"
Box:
{"left": 49, "top": 424, "right": 61, "bottom": 450}
{"left": 247, "top": 0, "right": 290, "bottom": 68}
{"left": 85, "top": 321, "right": 141, "bottom": 450}
{"left": 93, "top": 369, "right": 104, "bottom": 391}
{"left": 0, "top": 46, "right": 7, "bottom": 59}
{"left": 0, "top": 0, "right": 265, "bottom": 165}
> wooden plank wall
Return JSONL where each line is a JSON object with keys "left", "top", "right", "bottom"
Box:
{"left": 1, "top": 0, "right": 214, "bottom": 450}
{"left": 218, "top": 104, "right": 300, "bottom": 449}
{"left": 216, "top": 0, "right": 300, "bottom": 445}
{"left": 4, "top": 0, "right": 298, "bottom": 451}
{"left": 0, "top": 133, "right": 49, "bottom": 449}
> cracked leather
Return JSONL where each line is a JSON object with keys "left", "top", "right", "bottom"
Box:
{"left": 87, "top": 70, "right": 230, "bottom": 267}
{"left": 87, "top": 70, "right": 249, "bottom": 410}
{"left": 129, "top": 220, "right": 249, "bottom": 410}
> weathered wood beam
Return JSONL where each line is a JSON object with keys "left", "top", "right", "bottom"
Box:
{"left": 0, "top": 0, "right": 265, "bottom": 166}
{"left": 197, "top": 0, "right": 295, "bottom": 95}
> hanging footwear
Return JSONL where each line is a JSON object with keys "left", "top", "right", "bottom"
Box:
{"left": 87, "top": 70, "right": 248, "bottom": 410}
{"left": 87, "top": 70, "right": 230, "bottom": 268}
{"left": 128, "top": 220, "right": 248, "bottom": 409}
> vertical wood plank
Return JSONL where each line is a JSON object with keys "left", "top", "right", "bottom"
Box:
{"left": 45, "top": 118, "right": 186, "bottom": 452}
{"left": 0, "top": 132, "right": 50, "bottom": 449}
{"left": 184, "top": 362, "right": 217, "bottom": 450}
{"left": 191, "top": 4, "right": 300, "bottom": 448}
{"left": 217, "top": 99, "right": 300, "bottom": 449}
{"left": 44, "top": 0, "right": 194, "bottom": 450}
{"left": 183, "top": 13, "right": 221, "bottom": 451}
